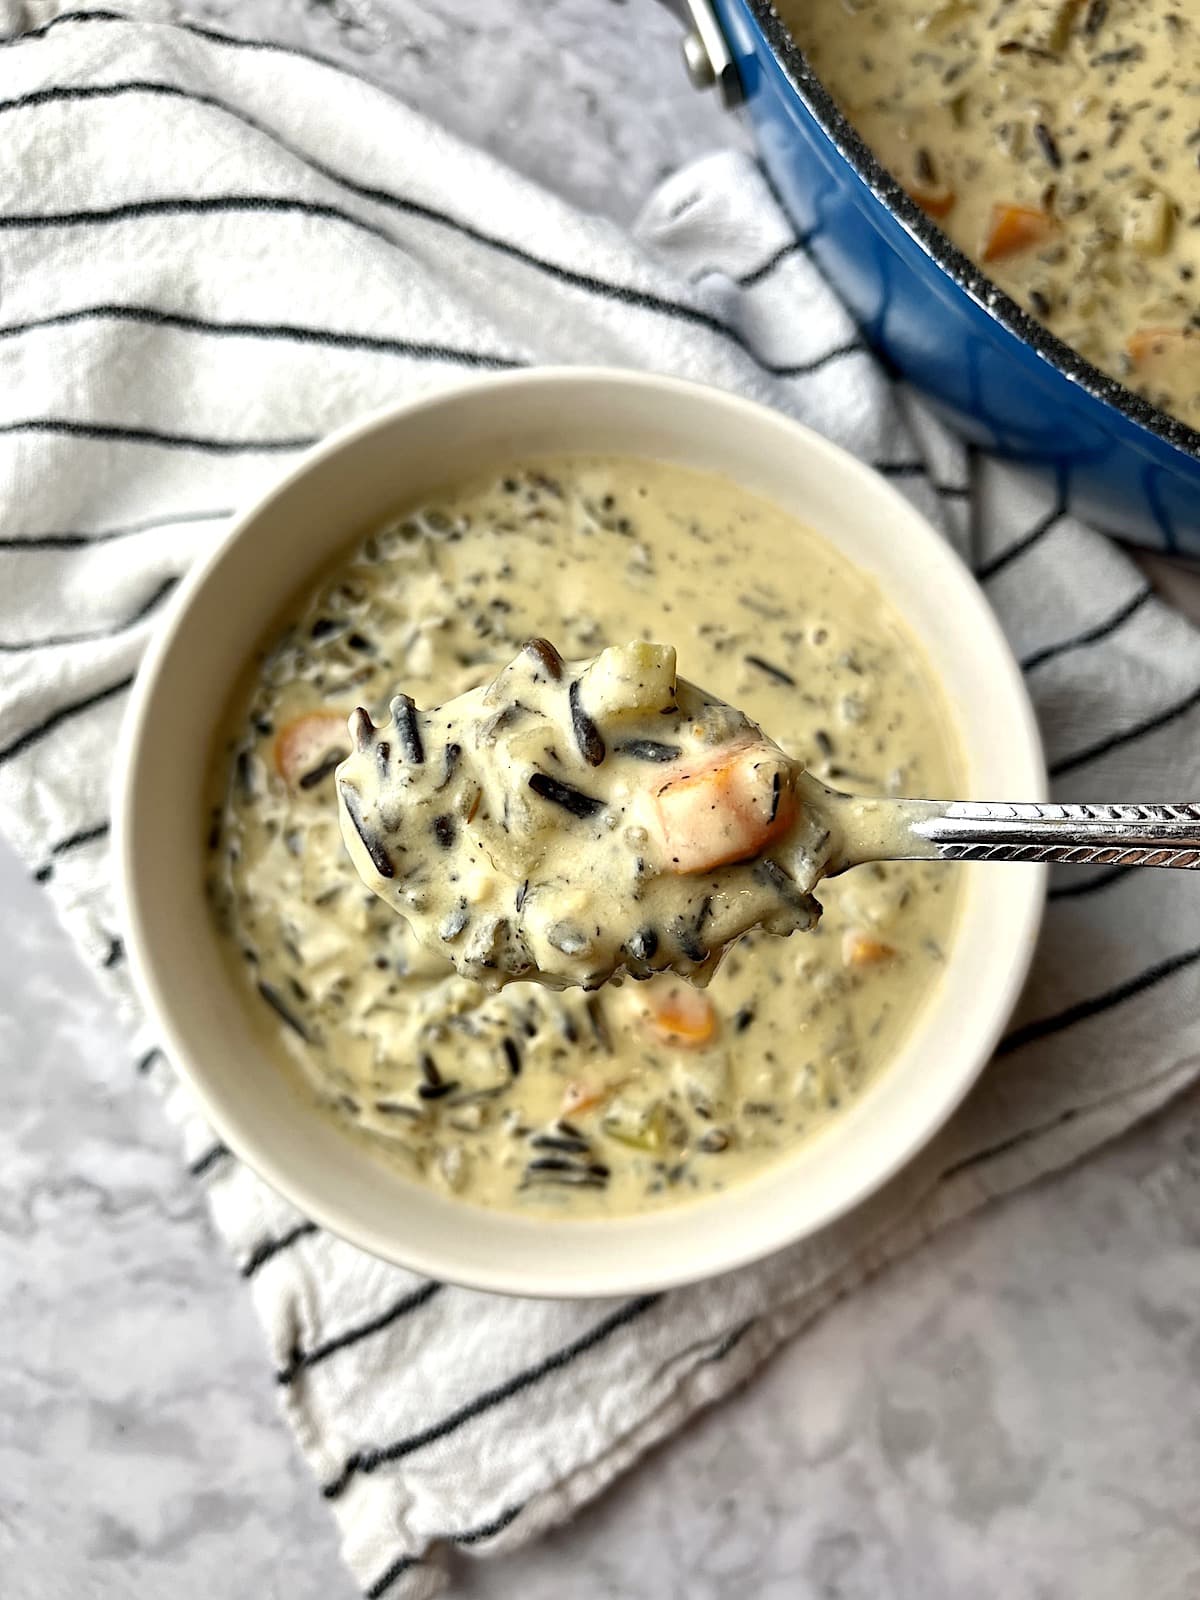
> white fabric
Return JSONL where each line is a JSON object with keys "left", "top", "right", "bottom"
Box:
{"left": 3, "top": 6, "right": 1200, "bottom": 1596}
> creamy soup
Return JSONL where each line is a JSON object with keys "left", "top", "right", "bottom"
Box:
{"left": 336, "top": 639, "right": 841, "bottom": 990}
{"left": 778, "top": 0, "right": 1200, "bottom": 430}
{"left": 207, "top": 458, "right": 963, "bottom": 1215}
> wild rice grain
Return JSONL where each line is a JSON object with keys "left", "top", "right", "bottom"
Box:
{"left": 698, "top": 1129, "right": 730, "bottom": 1153}
{"left": 530, "top": 1131, "right": 591, "bottom": 1154}
{"left": 349, "top": 707, "right": 375, "bottom": 752}
{"left": 626, "top": 926, "right": 659, "bottom": 962}
{"left": 1034, "top": 121, "right": 1062, "bottom": 170}
{"left": 337, "top": 781, "right": 394, "bottom": 879}
{"left": 523, "top": 636, "right": 565, "bottom": 680}
{"left": 585, "top": 995, "right": 612, "bottom": 1053}
{"left": 615, "top": 738, "right": 682, "bottom": 763}
{"left": 568, "top": 679, "right": 606, "bottom": 766}
{"left": 299, "top": 749, "right": 347, "bottom": 790}
{"left": 417, "top": 1077, "right": 459, "bottom": 1101}
{"left": 528, "top": 772, "right": 604, "bottom": 819}
{"left": 420, "top": 1053, "right": 442, "bottom": 1085}
{"left": 257, "top": 981, "right": 311, "bottom": 1041}
{"left": 390, "top": 693, "right": 425, "bottom": 764}
{"left": 437, "top": 741, "right": 462, "bottom": 790}
{"left": 745, "top": 653, "right": 796, "bottom": 686}
{"left": 373, "top": 1100, "right": 422, "bottom": 1119}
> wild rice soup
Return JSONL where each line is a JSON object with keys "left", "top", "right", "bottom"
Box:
{"left": 208, "top": 457, "right": 963, "bottom": 1215}
{"left": 336, "top": 639, "right": 841, "bottom": 990}
{"left": 778, "top": 0, "right": 1200, "bottom": 430}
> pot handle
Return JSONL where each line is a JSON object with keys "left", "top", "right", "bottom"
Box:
{"left": 656, "top": 0, "right": 743, "bottom": 107}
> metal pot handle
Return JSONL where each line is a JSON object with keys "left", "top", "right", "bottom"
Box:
{"left": 656, "top": 0, "right": 743, "bottom": 106}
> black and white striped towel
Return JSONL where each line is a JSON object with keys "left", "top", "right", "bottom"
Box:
{"left": 4, "top": 6, "right": 1200, "bottom": 1595}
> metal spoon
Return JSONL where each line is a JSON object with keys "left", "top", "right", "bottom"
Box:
{"left": 821, "top": 794, "right": 1200, "bottom": 873}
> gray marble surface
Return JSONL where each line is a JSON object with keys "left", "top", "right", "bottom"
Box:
{"left": 5, "top": 2, "right": 1200, "bottom": 1596}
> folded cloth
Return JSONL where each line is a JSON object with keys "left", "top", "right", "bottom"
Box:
{"left": 3, "top": 6, "right": 1200, "bottom": 1596}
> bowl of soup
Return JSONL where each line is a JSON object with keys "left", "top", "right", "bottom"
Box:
{"left": 114, "top": 368, "right": 1045, "bottom": 1295}
{"left": 685, "top": 0, "right": 1200, "bottom": 550}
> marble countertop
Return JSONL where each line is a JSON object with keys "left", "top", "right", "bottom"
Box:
{"left": 5, "top": 2, "right": 1200, "bottom": 1596}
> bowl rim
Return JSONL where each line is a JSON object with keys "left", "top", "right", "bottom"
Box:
{"left": 742, "top": 0, "right": 1200, "bottom": 468}
{"left": 114, "top": 366, "right": 1048, "bottom": 1296}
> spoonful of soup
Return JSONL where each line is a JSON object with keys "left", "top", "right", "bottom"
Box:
{"left": 336, "top": 638, "right": 1200, "bottom": 990}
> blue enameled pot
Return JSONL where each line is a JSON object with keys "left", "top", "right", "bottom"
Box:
{"left": 705, "top": 0, "right": 1200, "bottom": 552}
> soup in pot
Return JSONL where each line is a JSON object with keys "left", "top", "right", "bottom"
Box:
{"left": 777, "top": 0, "right": 1200, "bottom": 430}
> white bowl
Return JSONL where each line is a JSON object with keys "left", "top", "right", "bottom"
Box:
{"left": 115, "top": 369, "right": 1046, "bottom": 1297}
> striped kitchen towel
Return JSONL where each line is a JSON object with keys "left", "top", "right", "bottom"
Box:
{"left": 3, "top": 6, "right": 1200, "bottom": 1596}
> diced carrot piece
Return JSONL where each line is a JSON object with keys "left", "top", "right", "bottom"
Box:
{"left": 650, "top": 742, "right": 795, "bottom": 875}
{"left": 1126, "top": 326, "right": 1192, "bottom": 368}
{"left": 561, "top": 1080, "right": 618, "bottom": 1117}
{"left": 274, "top": 712, "right": 350, "bottom": 789}
{"left": 635, "top": 978, "right": 718, "bottom": 1049}
{"left": 842, "top": 928, "right": 896, "bottom": 969}
{"left": 982, "top": 203, "right": 1054, "bottom": 262}
{"left": 909, "top": 185, "right": 956, "bottom": 220}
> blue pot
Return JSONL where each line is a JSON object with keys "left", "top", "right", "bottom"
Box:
{"left": 707, "top": 0, "right": 1200, "bottom": 552}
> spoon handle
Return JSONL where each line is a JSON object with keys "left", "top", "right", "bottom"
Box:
{"left": 893, "top": 800, "right": 1200, "bottom": 869}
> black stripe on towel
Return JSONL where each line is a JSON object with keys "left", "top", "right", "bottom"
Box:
{"left": 877, "top": 460, "right": 955, "bottom": 491}
{"left": 0, "top": 68, "right": 875, "bottom": 386}
{"left": 937, "top": 1105, "right": 1081, "bottom": 1184}
{"left": 3, "top": 7, "right": 404, "bottom": 90}
{"left": 976, "top": 502, "right": 1064, "bottom": 581}
{"left": 34, "top": 820, "right": 111, "bottom": 880}
{"left": 1049, "top": 680, "right": 1200, "bottom": 777}
{"left": 240, "top": 1220, "right": 319, "bottom": 1278}
{"left": 0, "top": 182, "right": 863, "bottom": 384}
{"left": 3, "top": 8, "right": 129, "bottom": 44}
{"left": 736, "top": 238, "right": 809, "bottom": 288}
{"left": 364, "top": 1503, "right": 526, "bottom": 1600}
{"left": 0, "top": 575, "right": 177, "bottom": 651}
{"left": 188, "top": 1142, "right": 230, "bottom": 1178}
{"left": 0, "top": 64, "right": 864, "bottom": 391}
{"left": 773, "top": 338, "right": 866, "bottom": 378}
{"left": 0, "top": 507, "right": 232, "bottom": 551}
{"left": 998, "top": 943, "right": 1200, "bottom": 1056}
{"left": 0, "top": 417, "right": 318, "bottom": 454}
{"left": 277, "top": 1281, "right": 443, "bottom": 1385}
{"left": 2, "top": 15, "right": 348, "bottom": 80}
{"left": 0, "top": 189, "right": 404, "bottom": 250}
{"left": 0, "top": 43, "right": 862, "bottom": 387}
{"left": 0, "top": 673, "right": 133, "bottom": 767}
{"left": 0, "top": 300, "right": 524, "bottom": 371}
{"left": 136, "top": 1046, "right": 164, "bottom": 1075}
{"left": 322, "top": 1293, "right": 662, "bottom": 1499}
{"left": 872, "top": 459, "right": 970, "bottom": 500}
{"left": 1020, "top": 585, "right": 1153, "bottom": 674}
